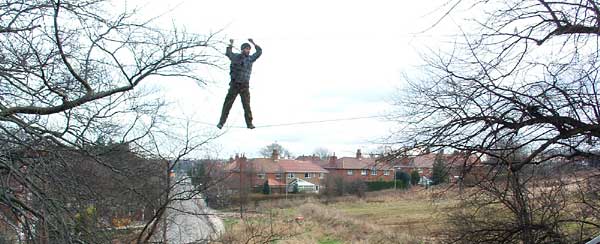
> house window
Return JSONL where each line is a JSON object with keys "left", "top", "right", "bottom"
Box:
{"left": 288, "top": 173, "right": 294, "bottom": 179}
{"left": 305, "top": 173, "right": 311, "bottom": 178}
{"left": 319, "top": 173, "right": 324, "bottom": 179}
{"left": 275, "top": 173, "right": 282, "bottom": 179}
{"left": 257, "top": 173, "right": 265, "bottom": 179}
{"left": 361, "top": 169, "right": 367, "bottom": 176}
{"left": 347, "top": 170, "right": 353, "bottom": 175}
{"left": 384, "top": 170, "right": 390, "bottom": 176}
{"left": 371, "top": 167, "right": 377, "bottom": 176}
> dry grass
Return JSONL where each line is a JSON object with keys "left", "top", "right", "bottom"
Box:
{"left": 295, "top": 202, "right": 421, "bottom": 243}
{"left": 218, "top": 187, "right": 455, "bottom": 244}
{"left": 330, "top": 189, "right": 455, "bottom": 239}
{"left": 217, "top": 211, "right": 305, "bottom": 244}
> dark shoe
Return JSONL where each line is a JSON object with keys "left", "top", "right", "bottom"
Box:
{"left": 217, "top": 123, "right": 223, "bottom": 129}
{"left": 247, "top": 124, "right": 255, "bottom": 129}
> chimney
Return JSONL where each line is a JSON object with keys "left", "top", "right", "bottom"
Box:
{"left": 356, "top": 149, "right": 362, "bottom": 159}
{"left": 272, "top": 149, "right": 279, "bottom": 161}
{"left": 329, "top": 153, "right": 337, "bottom": 165}
{"left": 237, "top": 154, "right": 247, "bottom": 172}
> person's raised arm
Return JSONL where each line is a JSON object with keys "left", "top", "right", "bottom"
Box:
{"left": 226, "top": 39, "right": 234, "bottom": 60}
{"left": 248, "top": 38, "right": 262, "bottom": 61}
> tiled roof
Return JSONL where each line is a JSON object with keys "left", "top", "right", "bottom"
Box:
{"left": 226, "top": 157, "right": 327, "bottom": 173}
{"left": 278, "top": 160, "right": 328, "bottom": 173}
{"left": 412, "top": 154, "right": 437, "bottom": 168}
{"left": 296, "top": 155, "right": 322, "bottom": 161}
{"left": 337, "top": 157, "right": 371, "bottom": 169}
{"left": 297, "top": 157, "right": 330, "bottom": 168}
{"left": 249, "top": 158, "right": 283, "bottom": 173}
{"left": 267, "top": 178, "right": 286, "bottom": 186}
{"left": 325, "top": 157, "right": 394, "bottom": 170}
{"left": 395, "top": 153, "right": 482, "bottom": 169}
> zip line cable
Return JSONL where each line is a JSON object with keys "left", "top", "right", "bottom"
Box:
{"left": 255, "top": 115, "right": 388, "bottom": 128}
{"left": 170, "top": 114, "right": 389, "bottom": 129}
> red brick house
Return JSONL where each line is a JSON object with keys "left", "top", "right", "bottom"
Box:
{"left": 225, "top": 150, "right": 328, "bottom": 193}
{"left": 394, "top": 151, "right": 482, "bottom": 183}
{"left": 394, "top": 153, "right": 437, "bottom": 178}
{"left": 303, "top": 149, "right": 395, "bottom": 182}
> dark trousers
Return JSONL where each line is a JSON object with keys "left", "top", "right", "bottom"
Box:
{"left": 219, "top": 83, "right": 253, "bottom": 126}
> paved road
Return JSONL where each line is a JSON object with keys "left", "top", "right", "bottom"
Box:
{"left": 163, "top": 179, "right": 225, "bottom": 243}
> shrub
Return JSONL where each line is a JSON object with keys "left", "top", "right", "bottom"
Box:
{"left": 396, "top": 171, "right": 411, "bottom": 187}
{"left": 348, "top": 179, "right": 367, "bottom": 198}
{"left": 431, "top": 156, "right": 448, "bottom": 185}
{"left": 365, "top": 180, "right": 407, "bottom": 191}
{"left": 410, "top": 170, "right": 420, "bottom": 185}
{"left": 262, "top": 180, "right": 271, "bottom": 195}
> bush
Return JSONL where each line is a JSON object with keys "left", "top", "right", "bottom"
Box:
{"left": 365, "top": 180, "right": 407, "bottom": 191}
{"left": 348, "top": 179, "right": 367, "bottom": 198}
{"left": 396, "top": 171, "right": 411, "bottom": 187}
{"left": 431, "top": 156, "right": 448, "bottom": 185}
{"left": 322, "top": 176, "right": 367, "bottom": 198}
{"left": 410, "top": 170, "right": 420, "bottom": 185}
{"left": 333, "top": 176, "right": 345, "bottom": 196}
{"left": 262, "top": 180, "right": 271, "bottom": 195}
{"left": 322, "top": 176, "right": 409, "bottom": 199}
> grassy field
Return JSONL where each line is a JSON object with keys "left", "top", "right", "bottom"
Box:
{"left": 330, "top": 193, "right": 452, "bottom": 238}
{"left": 218, "top": 188, "right": 455, "bottom": 243}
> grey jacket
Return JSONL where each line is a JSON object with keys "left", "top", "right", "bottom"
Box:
{"left": 226, "top": 44, "right": 262, "bottom": 84}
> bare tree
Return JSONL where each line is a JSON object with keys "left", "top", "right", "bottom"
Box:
{"left": 395, "top": 0, "right": 600, "bottom": 166}
{"left": 387, "top": 0, "right": 600, "bottom": 243}
{"left": 443, "top": 139, "right": 586, "bottom": 243}
{"left": 0, "top": 0, "right": 224, "bottom": 243}
{"left": 258, "top": 143, "right": 293, "bottom": 159}
{"left": 312, "top": 147, "right": 331, "bottom": 160}
{"left": 134, "top": 126, "right": 226, "bottom": 244}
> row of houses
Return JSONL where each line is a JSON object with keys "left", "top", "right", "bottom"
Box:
{"left": 223, "top": 149, "right": 481, "bottom": 193}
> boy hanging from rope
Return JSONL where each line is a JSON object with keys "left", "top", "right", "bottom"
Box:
{"left": 217, "top": 38, "right": 262, "bottom": 129}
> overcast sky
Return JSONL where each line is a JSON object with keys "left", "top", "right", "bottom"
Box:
{"left": 125, "top": 0, "right": 464, "bottom": 158}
